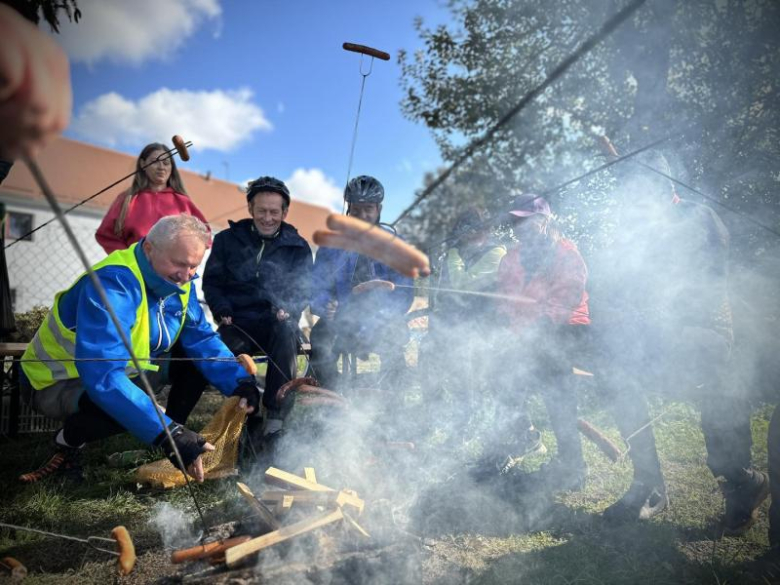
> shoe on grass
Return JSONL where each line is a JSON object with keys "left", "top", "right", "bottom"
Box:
{"left": 19, "top": 442, "right": 83, "bottom": 484}
{"left": 603, "top": 479, "right": 669, "bottom": 522}
{"left": 719, "top": 469, "right": 770, "bottom": 537}
{"left": 471, "top": 427, "right": 547, "bottom": 482}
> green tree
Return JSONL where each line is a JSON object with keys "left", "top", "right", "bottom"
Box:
{"left": 2, "top": 0, "right": 81, "bottom": 32}
{"left": 399, "top": 0, "right": 780, "bottom": 259}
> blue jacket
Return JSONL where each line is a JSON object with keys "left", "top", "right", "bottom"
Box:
{"left": 311, "top": 233, "right": 414, "bottom": 327}
{"left": 59, "top": 242, "right": 248, "bottom": 444}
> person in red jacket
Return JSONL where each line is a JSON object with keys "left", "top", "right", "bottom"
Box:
{"left": 489, "top": 194, "right": 590, "bottom": 490}
{"left": 96, "top": 142, "right": 209, "bottom": 254}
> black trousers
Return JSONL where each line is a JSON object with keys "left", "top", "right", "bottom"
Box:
{"left": 309, "top": 313, "right": 408, "bottom": 389}
{"left": 60, "top": 342, "right": 208, "bottom": 446}
{"left": 598, "top": 323, "right": 752, "bottom": 485}
{"left": 217, "top": 317, "right": 298, "bottom": 413}
{"left": 490, "top": 325, "right": 586, "bottom": 466}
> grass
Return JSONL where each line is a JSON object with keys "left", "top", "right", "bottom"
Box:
{"left": 0, "top": 361, "right": 776, "bottom": 584}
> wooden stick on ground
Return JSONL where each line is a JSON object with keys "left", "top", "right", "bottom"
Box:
{"left": 236, "top": 482, "right": 280, "bottom": 531}
{"left": 225, "top": 508, "right": 345, "bottom": 567}
{"left": 260, "top": 489, "right": 365, "bottom": 514}
{"left": 264, "top": 467, "right": 335, "bottom": 492}
{"left": 577, "top": 419, "right": 623, "bottom": 462}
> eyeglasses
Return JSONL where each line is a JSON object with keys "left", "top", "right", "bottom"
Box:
{"left": 147, "top": 154, "right": 172, "bottom": 167}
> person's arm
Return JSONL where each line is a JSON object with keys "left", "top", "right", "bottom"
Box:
{"left": 177, "top": 291, "right": 253, "bottom": 393}
{"left": 0, "top": 4, "right": 71, "bottom": 159}
{"left": 310, "top": 247, "right": 337, "bottom": 317}
{"left": 386, "top": 265, "right": 415, "bottom": 314}
{"left": 202, "top": 233, "right": 233, "bottom": 321}
{"left": 95, "top": 193, "right": 128, "bottom": 255}
{"left": 285, "top": 243, "right": 313, "bottom": 321}
{"left": 676, "top": 206, "right": 730, "bottom": 327}
{"left": 446, "top": 245, "right": 507, "bottom": 291}
{"left": 74, "top": 267, "right": 173, "bottom": 444}
{"left": 542, "top": 245, "right": 588, "bottom": 324}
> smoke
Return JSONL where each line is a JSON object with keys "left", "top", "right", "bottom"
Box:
{"left": 240, "top": 142, "right": 777, "bottom": 580}
{"left": 202, "top": 1, "right": 779, "bottom": 580}
{"left": 149, "top": 502, "right": 200, "bottom": 551}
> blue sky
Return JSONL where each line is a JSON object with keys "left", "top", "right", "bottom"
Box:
{"left": 53, "top": 0, "right": 452, "bottom": 221}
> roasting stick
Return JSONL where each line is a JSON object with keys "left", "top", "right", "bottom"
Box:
{"left": 6, "top": 135, "right": 192, "bottom": 249}
{"left": 0, "top": 522, "right": 135, "bottom": 575}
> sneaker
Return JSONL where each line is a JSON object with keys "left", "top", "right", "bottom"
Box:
{"left": 471, "top": 428, "right": 547, "bottom": 482}
{"left": 603, "top": 479, "right": 669, "bottom": 522}
{"left": 498, "top": 428, "right": 547, "bottom": 474}
{"left": 19, "top": 444, "right": 83, "bottom": 484}
{"left": 720, "top": 470, "right": 770, "bottom": 537}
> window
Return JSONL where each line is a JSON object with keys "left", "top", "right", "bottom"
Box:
{"left": 5, "top": 212, "right": 34, "bottom": 242}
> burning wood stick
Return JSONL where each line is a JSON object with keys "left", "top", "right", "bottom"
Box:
{"left": 236, "top": 482, "right": 281, "bottom": 531}
{"left": 265, "top": 467, "right": 335, "bottom": 492}
{"left": 170, "top": 536, "right": 251, "bottom": 564}
{"left": 225, "top": 508, "right": 345, "bottom": 567}
{"left": 342, "top": 509, "right": 371, "bottom": 538}
{"left": 577, "top": 418, "right": 623, "bottom": 462}
{"left": 259, "top": 489, "right": 365, "bottom": 514}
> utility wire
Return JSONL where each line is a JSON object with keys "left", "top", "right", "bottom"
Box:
{"left": 5, "top": 145, "right": 189, "bottom": 249}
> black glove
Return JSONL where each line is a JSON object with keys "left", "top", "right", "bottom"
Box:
{"left": 153, "top": 424, "right": 207, "bottom": 472}
{"left": 232, "top": 380, "right": 262, "bottom": 413}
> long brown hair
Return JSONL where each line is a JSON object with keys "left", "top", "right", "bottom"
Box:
{"left": 114, "top": 142, "right": 189, "bottom": 236}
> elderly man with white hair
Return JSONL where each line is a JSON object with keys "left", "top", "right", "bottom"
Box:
{"left": 19, "top": 215, "right": 261, "bottom": 484}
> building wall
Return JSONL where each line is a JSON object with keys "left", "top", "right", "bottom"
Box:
{"left": 3, "top": 198, "right": 106, "bottom": 312}
{"left": 2, "top": 197, "right": 215, "bottom": 314}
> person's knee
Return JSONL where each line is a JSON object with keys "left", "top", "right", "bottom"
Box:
{"left": 217, "top": 324, "right": 252, "bottom": 355}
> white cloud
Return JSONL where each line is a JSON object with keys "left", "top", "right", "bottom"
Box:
{"left": 71, "top": 87, "right": 272, "bottom": 152}
{"left": 285, "top": 168, "right": 343, "bottom": 211}
{"left": 56, "top": 0, "right": 222, "bottom": 65}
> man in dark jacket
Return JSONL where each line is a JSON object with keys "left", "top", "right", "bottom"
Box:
{"left": 591, "top": 152, "right": 767, "bottom": 534}
{"left": 203, "top": 176, "right": 312, "bottom": 434}
{"left": 309, "top": 175, "right": 414, "bottom": 389}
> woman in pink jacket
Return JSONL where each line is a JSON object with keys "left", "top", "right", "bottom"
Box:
{"left": 96, "top": 142, "right": 209, "bottom": 254}
{"left": 492, "top": 194, "right": 590, "bottom": 492}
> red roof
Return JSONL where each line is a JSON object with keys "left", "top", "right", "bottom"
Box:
{"left": 1, "top": 136, "right": 331, "bottom": 240}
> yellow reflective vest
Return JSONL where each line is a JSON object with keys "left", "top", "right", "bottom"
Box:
{"left": 22, "top": 244, "right": 190, "bottom": 390}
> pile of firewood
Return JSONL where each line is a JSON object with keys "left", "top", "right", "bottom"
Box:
{"left": 170, "top": 466, "right": 369, "bottom": 570}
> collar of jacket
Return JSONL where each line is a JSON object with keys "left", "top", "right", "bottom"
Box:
{"left": 250, "top": 222, "right": 280, "bottom": 241}
{"left": 227, "top": 218, "right": 306, "bottom": 248}
{"left": 135, "top": 238, "right": 192, "bottom": 298}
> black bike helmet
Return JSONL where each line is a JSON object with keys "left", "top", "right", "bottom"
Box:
{"left": 344, "top": 175, "right": 384, "bottom": 204}
{"left": 246, "top": 176, "right": 290, "bottom": 206}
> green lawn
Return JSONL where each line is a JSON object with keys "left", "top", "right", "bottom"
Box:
{"left": 0, "top": 369, "right": 776, "bottom": 584}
